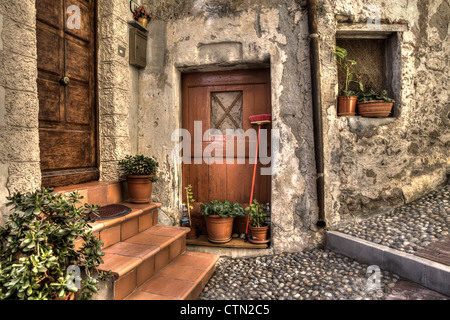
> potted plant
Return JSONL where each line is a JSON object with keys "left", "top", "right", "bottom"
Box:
{"left": 333, "top": 46, "right": 363, "bottom": 116}
{"left": 0, "top": 189, "right": 111, "bottom": 300}
{"left": 133, "top": 5, "right": 151, "bottom": 27}
{"left": 118, "top": 154, "right": 158, "bottom": 204}
{"left": 357, "top": 89, "right": 395, "bottom": 117}
{"left": 200, "top": 200, "right": 243, "bottom": 244}
{"left": 182, "top": 185, "right": 197, "bottom": 239}
{"left": 245, "top": 199, "right": 269, "bottom": 243}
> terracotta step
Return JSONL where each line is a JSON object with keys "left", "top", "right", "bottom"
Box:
{"left": 97, "top": 225, "right": 190, "bottom": 300}
{"left": 125, "top": 251, "right": 219, "bottom": 300}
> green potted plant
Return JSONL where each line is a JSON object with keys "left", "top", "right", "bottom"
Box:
{"left": 118, "top": 154, "right": 158, "bottom": 204}
{"left": 182, "top": 185, "right": 197, "bottom": 239}
{"left": 0, "top": 189, "right": 111, "bottom": 300}
{"left": 333, "top": 46, "right": 363, "bottom": 116}
{"left": 357, "top": 89, "right": 395, "bottom": 117}
{"left": 245, "top": 199, "right": 269, "bottom": 243}
{"left": 200, "top": 200, "right": 244, "bottom": 244}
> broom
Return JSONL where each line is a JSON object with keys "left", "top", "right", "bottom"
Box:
{"left": 245, "top": 114, "right": 271, "bottom": 240}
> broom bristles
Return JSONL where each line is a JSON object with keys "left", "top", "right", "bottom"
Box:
{"left": 249, "top": 114, "right": 271, "bottom": 124}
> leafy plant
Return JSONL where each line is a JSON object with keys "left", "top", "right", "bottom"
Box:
{"left": 245, "top": 200, "right": 267, "bottom": 228}
{"left": 118, "top": 154, "right": 159, "bottom": 183}
{"left": 200, "top": 200, "right": 244, "bottom": 218}
{"left": 0, "top": 189, "right": 111, "bottom": 300}
{"left": 357, "top": 89, "right": 394, "bottom": 103}
{"left": 333, "top": 46, "right": 363, "bottom": 96}
{"left": 183, "top": 185, "right": 195, "bottom": 224}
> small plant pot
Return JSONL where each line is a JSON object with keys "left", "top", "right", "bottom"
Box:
{"left": 138, "top": 17, "right": 148, "bottom": 27}
{"left": 357, "top": 100, "right": 393, "bottom": 117}
{"left": 337, "top": 96, "right": 357, "bottom": 116}
{"left": 204, "top": 215, "right": 234, "bottom": 244}
{"left": 234, "top": 215, "right": 249, "bottom": 235}
{"left": 248, "top": 224, "right": 270, "bottom": 243}
{"left": 182, "top": 222, "right": 198, "bottom": 239}
{"left": 126, "top": 175, "right": 155, "bottom": 203}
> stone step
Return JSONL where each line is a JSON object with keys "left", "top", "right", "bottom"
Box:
{"left": 97, "top": 225, "right": 190, "bottom": 300}
{"left": 125, "top": 251, "right": 219, "bottom": 300}
{"left": 326, "top": 231, "right": 450, "bottom": 296}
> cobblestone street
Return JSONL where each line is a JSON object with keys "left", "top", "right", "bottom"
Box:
{"left": 199, "top": 183, "right": 450, "bottom": 300}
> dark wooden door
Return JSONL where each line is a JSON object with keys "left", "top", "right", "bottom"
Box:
{"left": 182, "top": 69, "right": 272, "bottom": 210}
{"left": 37, "top": 0, "right": 98, "bottom": 187}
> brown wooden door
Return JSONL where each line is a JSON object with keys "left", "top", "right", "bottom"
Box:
{"left": 182, "top": 69, "right": 272, "bottom": 209}
{"left": 37, "top": 0, "right": 98, "bottom": 187}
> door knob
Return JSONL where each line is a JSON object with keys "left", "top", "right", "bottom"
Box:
{"left": 60, "top": 76, "right": 70, "bottom": 85}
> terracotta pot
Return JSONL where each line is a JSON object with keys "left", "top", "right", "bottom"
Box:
{"left": 54, "top": 292, "right": 75, "bottom": 300}
{"left": 204, "top": 215, "right": 234, "bottom": 244}
{"left": 337, "top": 96, "right": 357, "bottom": 116}
{"left": 182, "top": 222, "right": 198, "bottom": 239}
{"left": 234, "top": 215, "right": 248, "bottom": 234}
{"left": 249, "top": 224, "right": 269, "bottom": 242}
{"left": 138, "top": 17, "right": 148, "bottom": 27}
{"left": 357, "top": 100, "right": 394, "bottom": 117}
{"left": 126, "top": 175, "right": 154, "bottom": 203}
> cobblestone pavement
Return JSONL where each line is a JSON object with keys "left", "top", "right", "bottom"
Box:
{"left": 198, "top": 182, "right": 449, "bottom": 300}
{"left": 337, "top": 183, "right": 449, "bottom": 254}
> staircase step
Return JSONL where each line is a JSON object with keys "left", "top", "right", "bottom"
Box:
{"left": 125, "top": 251, "right": 219, "bottom": 300}
{"left": 98, "top": 225, "right": 190, "bottom": 298}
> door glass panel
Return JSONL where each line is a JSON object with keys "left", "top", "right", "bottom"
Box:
{"left": 210, "top": 91, "right": 243, "bottom": 133}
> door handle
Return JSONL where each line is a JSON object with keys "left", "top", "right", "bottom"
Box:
{"left": 60, "top": 76, "right": 70, "bottom": 85}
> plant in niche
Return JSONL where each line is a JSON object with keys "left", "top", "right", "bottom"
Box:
{"left": 333, "top": 46, "right": 364, "bottom": 96}
{"left": 0, "top": 189, "right": 111, "bottom": 300}
{"left": 357, "top": 89, "right": 394, "bottom": 103}
{"left": 118, "top": 154, "right": 158, "bottom": 183}
{"left": 245, "top": 199, "right": 267, "bottom": 228}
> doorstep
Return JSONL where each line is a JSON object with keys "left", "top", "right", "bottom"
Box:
{"left": 186, "top": 234, "right": 269, "bottom": 249}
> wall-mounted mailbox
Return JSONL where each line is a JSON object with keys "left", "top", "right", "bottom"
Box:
{"left": 129, "top": 28, "right": 147, "bottom": 68}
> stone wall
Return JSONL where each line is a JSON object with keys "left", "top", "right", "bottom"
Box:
{"left": 0, "top": 0, "right": 41, "bottom": 226}
{"left": 138, "top": 0, "right": 448, "bottom": 254}
{"left": 319, "top": 0, "right": 449, "bottom": 228}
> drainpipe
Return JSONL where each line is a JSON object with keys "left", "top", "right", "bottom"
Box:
{"left": 306, "top": 0, "right": 326, "bottom": 228}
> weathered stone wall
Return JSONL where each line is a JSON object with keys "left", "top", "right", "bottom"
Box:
{"left": 139, "top": 0, "right": 322, "bottom": 253}
{"left": 319, "top": 0, "right": 449, "bottom": 228}
{"left": 0, "top": 0, "right": 41, "bottom": 226}
{"left": 138, "top": 0, "right": 448, "bottom": 254}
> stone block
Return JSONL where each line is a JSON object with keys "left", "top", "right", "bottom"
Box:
{"left": 197, "top": 42, "right": 243, "bottom": 65}
{"left": 1, "top": 18, "right": 36, "bottom": 58}
{"left": 0, "top": 127, "right": 40, "bottom": 162}
{"left": 7, "top": 161, "right": 41, "bottom": 194}
{"left": 4, "top": 89, "right": 39, "bottom": 128}
{"left": 98, "top": 61, "right": 130, "bottom": 90}
{"left": 100, "top": 114, "right": 129, "bottom": 137}
{"left": 0, "top": 51, "right": 37, "bottom": 92}
{"left": 99, "top": 14, "right": 128, "bottom": 41}
{"left": 99, "top": 88, "right": 130, "bottom": 115}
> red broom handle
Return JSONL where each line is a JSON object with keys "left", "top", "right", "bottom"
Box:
{"left": 246, "top": 125, "right": 261, "bottom": 234}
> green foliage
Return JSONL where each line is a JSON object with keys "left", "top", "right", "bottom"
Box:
{"left": 183, "top": 185, "right": 195, "bottom": 223}
{"left": 200, "top": 200, "right": 245, "bottom": 218}
{"left": 118, "top": 154, "right": 159, "bottom": 183}
{"left": 0, "top": 189, "right": 111, "bottom": 300}
{"left": 333, "top": 46, "right": 364, "bottom": 96}
{"left": 245, "top": 200, "right": 267, "bottom": 228}
{"left": 357, "top": 89, "right": 394, "bottom": 103}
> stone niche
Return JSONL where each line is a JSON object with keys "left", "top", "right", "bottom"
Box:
{"left": 336, "top": 23, "right": 405, "bottom": 117}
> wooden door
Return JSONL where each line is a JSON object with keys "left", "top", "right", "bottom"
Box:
{"left": 182, "top": 69, "right": 272, "bottom": 211}
{"left": 36, "top": 0, "right": 98, "bottom": 187}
